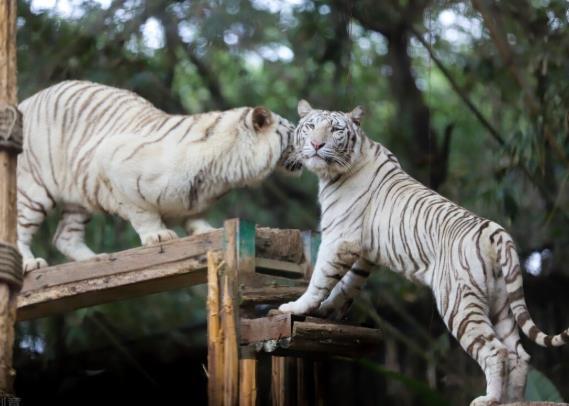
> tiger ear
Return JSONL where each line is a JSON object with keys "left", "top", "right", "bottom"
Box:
{"left": 298, "top": 99, "right": 313, "bottom": 118}
{"left": 252, "top": 106, "right": 273, "bottom": 131}
{"left": 349, "top": 105, "right": 365, "bottom": 126}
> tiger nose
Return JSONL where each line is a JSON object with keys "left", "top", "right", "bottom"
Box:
{"left": 311, "top": 141, "right": 325, "bottom": 151}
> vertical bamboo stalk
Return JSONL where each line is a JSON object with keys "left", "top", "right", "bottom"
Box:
{"left": 239, "top": 355, "right": 257, "bottom": 406}
{"left": 207, "top": 252, "right": 224, "bottom": 406}
{"left": 222, "top": 276, "right": 238, "bottom": 405}
{"left": 0, "top": 0, "right": 19, "bottom": 394}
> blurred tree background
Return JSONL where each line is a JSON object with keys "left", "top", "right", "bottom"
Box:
{"left": 13, "top": 0, "right": 569, "bottom": 404}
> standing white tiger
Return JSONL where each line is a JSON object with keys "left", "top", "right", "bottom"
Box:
{"left": 17, "top": 81, "right": 300, "bottom": 272}
{"left": 279, "top": 100, "right": 569, "bottom": 405}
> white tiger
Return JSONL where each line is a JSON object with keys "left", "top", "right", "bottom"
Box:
{"left": 279, "top": 100, "right": 569, "bottom": 405}
{"left": 17, "top": 80, "right": 300, "bottom": 272}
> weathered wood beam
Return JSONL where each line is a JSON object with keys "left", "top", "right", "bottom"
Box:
{"left": 241, "top": 314, "right": 382, "bottom": 357}
{"left": 0, "top": 0, "right": 20, "bottom": 394}
{"left": 17, "top": 226, "right": 305, "bottom": 321}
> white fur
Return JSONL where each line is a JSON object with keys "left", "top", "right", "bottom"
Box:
{"left": 17, "top": 81, "right": 297, "bottom": 271}
{"left": 280, "top": 102, "right": 568, "bottom": 405}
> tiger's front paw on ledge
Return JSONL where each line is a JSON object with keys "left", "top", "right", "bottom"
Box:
{"left": 141, "top": 229, "right": 178, "bottom": 246}
{"left": 23, "top": 257, "right": 49, "bottom": 273}
{"left": 278, "top": 299, "right": 318, "bottom": 316}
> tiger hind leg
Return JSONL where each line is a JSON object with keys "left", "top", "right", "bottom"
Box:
{"left": 17, "top": 180, "right": 55, "bottom": 272}
{"left": 53, "top": 205, "right": 97, "bottom": 261}
{"left": 491, "top": 291, "right": 530, "bottom": 402}
{"left": 315, "top": 258, "right": 373, "bottom": 319}
{"left": 439, "top": 290, "right": 508, "bottom": 406}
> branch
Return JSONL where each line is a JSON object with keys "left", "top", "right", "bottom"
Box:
{"left": 471, "top": 0, "right": 569, "bottom": 167}
{"left": 408, "top": 26, "right": 505, "bottom": 147}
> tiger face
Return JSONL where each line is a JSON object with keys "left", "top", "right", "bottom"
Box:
{"left": 294, "top": 100, "right": 364, "bottom": 178}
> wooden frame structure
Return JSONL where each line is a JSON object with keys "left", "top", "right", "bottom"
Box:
{"left": 18, "top": 219, "right": 382, "bottom": 405}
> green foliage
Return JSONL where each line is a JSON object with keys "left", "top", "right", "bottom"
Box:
{"left": 357, "top": 359, "right": 451, "bottom": 406}
{"left": 13, "top": 0, "right": 569, "bottom": 403}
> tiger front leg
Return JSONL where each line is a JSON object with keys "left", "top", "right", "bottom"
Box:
{"left": 124, "top": 207, "right": 178, "bottom": 246}
{"left": 315, "top": 258, "right": 373, "bottom": 319}
{"left": 279, "top": 240, "right": 360, "bottom": 315}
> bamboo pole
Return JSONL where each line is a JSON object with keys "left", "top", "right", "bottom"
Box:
{"left": 239, "top": 355, "right": 257, "bottom": 406}
{"left": 0, "top": 0, "right": 20, "bottom": 395}
{"left": 222, "top": 276, "right": 238, "bottom": 405}
{"left": 207, "top": 251, "right": 224, "bottom": 406}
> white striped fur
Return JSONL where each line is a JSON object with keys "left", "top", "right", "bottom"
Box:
{"left": 279, "top": 100, "right": 569, "bottom": 406}
{"left": 17, "top": 81, "right": 299, "bottom": 272}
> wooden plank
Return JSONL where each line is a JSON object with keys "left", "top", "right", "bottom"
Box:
{"left": 16, "top": 226, "right": 307, "bottom": 321}
{"left": 22, "top": 230, "right": 223, "bottom": 292}
{"left": 240, "top": 285, "right": 306, "bottom": 306}
{"left": 256, "top": 227, "right": 304, "bottom": 264}
{"left": 255, "top": 257, "right": 305, "bottom": 278}
{"left": 207, "top": 252, "right": 223, "bottom": 406}
{"left": 0, "top": 0, "right": 18, "bottom": 393}
{"left": 240, "top": 314, "right": 294, "bottom": 344}
{"left": 241, "top": 315, "right": 381, "bottom": 357}
{"left": 17, "top": 230, "right": 223, "bottom": 320}
{"left": 292, "top": 321, "right": 382, "bottom": 345}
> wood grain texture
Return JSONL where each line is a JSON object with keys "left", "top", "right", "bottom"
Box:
{"left": 0, "top": 0, "right": 18, "bottom": 393}
{"left": 207, "top": 251, "right": 224, "bottom": 406}
{"left": 17, "top": 226, "right": 307, "bottom": 321}
{"left": 241, "top": 314, "right": 382, "bottom": 357}
{"left": 222, "top": 219, "right": 240, "bottom": 406}
{"left": 239, "top": 357, "right": 257, "bottom": 406}
{"left": 18, "top": 230, "right": 224, "bottom": 320}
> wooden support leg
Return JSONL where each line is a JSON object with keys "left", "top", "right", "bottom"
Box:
{"left": 239, "top": 354, "right": 257, "bottom": 406}
{"left": 222, "top": 219, "right": 256, "bottom": 406}
{"left": 207, "top": 252, "right": 224, "bottom": 406}
{"left": 0, "top": 0, "right": 21, "bottom": 396}
{"left": 271, "top": 356, "right": 296, "bottom": 406}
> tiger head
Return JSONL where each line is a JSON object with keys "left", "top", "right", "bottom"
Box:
{"left": 293, "top": 100, "right": 365, "bottom": 179}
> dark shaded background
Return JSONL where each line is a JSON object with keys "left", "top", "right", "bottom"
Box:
{"left": 14, "top": 0, "right": 569, "bottom": 404}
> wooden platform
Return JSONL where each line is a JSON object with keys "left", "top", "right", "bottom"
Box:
{"left": 15, "top": 219, "right": 383, "bottom": 405}
{"left": 17, "top": 226, "right": 307, "bottom": 320}
{"left": 241, "top": 314, "right": 382, "bottom": 357}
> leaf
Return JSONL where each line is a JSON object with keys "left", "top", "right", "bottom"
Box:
{"left": 357, "top": 359, "right": 451, "bottom": 406}
{"left": 525, "top": 368, "right": 564, "bottom": 402}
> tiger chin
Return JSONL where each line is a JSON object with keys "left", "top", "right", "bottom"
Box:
{"left": 279, "top": 100, "right": 569, "bottom": 406}
{"left": 17, "top": 81, "right": 301, "bottom": 273}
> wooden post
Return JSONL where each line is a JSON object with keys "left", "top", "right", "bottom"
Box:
{"left": 207, "top": 251, "right": 224, "bottom": 406}
{"left": 222, "top": 219, "right": 256, "bottom": 406}
{"left": 271, "top": 356, "right": 295, "bottom": 406}
{"left": 239, "top": 352, "right": 257, "bottom": 406}
{"left": 294, "top": 231, "right": 322, "bottom": 406}
{"left": 0, "top": 0, "right": 21, "bottom": 396}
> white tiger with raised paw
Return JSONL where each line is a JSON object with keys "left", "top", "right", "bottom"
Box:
{"left": 279, "top": 100, "right": 569, "bottom": 406}
{"left": 17, "top": 81, "right": 301, "bottom": 273}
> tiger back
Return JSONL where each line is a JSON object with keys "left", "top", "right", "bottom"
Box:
{"left": 17, "top": 80, "right": 298, "bottom": 272}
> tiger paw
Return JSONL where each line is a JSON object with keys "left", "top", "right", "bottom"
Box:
{"left": 469, "top": 395, "right": 499, "bottom": 406}
{"left": 141, "top": 229, "right": 178, "bottom": 246}
{"left": 278, "top": 299, "right": 317, "bottom": 315}
{"left": 23, "top": 257, "right": 49, "bottom": 273}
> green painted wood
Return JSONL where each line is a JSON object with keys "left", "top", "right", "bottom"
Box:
{"left": 238, "top": 219, "right": 256, "bottom": 273}
{"left": 302, "top": 231, "right": 321, "bottom": 267}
